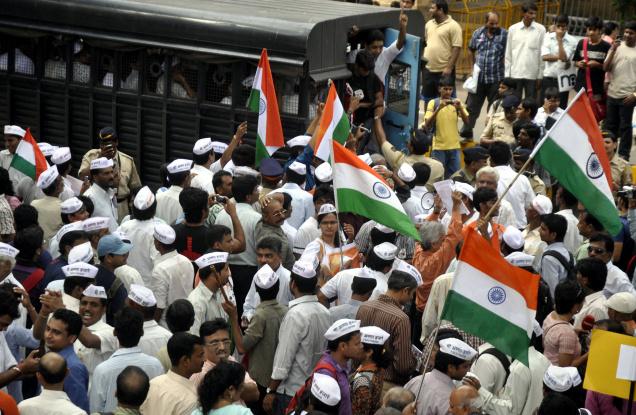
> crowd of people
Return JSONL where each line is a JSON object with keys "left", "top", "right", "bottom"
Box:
{"left": 0, "top": 0, "right": 635, "bottom": 415}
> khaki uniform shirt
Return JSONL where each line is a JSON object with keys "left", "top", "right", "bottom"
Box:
{"left": 80, "top": 150, "right": 141, "bottom": 220}
{"left": 480, "top": 113, "right": 516, "bottom": 146}
{"left": 610, "top": 153, "right": 632, "bottom": 191}
{"left": 451, "top": 168, "right": 475, "bottom": 186}
{"left": 380, "top": 141, "right": 444, "bottom": 189}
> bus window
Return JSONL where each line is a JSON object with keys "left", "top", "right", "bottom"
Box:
{"left": 120, "top": 51, "right": 140, "bottom": 91}
{"left": 145, "top": 51, "right": 163, "bottom": 95}
{"left": 72, "top": 41, "right": 91, "bottom": 84}
{"left": 385, "top": 61, "right": 411, "bottom": 115}
{"left": 205, "top": 63, "right": 232, "bottom": 105}
{"left": 44, "top": 37, "right": 68, "bottom": 81}
{"left": 98, "top": 50, "right": 115, "bottom": 88}
{"left": 156, "top": 56, "right": 197, "bottom": 99}
{"left": 0, "top": 37, "right": 35, "bottom": 76}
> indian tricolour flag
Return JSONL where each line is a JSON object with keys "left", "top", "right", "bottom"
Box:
{"left": 10, "top": 128, "right": 48, "bottom": 180}
{"left": 247, "top": 49, "right": 284, "bottom": 167}
{"left": 332, "top": 140, "right": 419, "bottom": 240}
{"left": 314, "top": 83, "right": 349, "bottom": 161}
{"left": 531, "top": 89, "right": 621, "bottom": 236}
{"left": 441, "top": 227, "right": 539, "bottom": 366}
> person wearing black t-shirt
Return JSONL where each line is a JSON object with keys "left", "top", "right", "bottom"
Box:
{"left": 573, "top": 17, "right": 611, "bottom": 97}
{"left": 173, "top": 187, "right": 209, "bottom": 263}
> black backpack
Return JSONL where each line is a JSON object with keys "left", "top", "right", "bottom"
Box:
{"left": 542, "top": 250, "right": 576, "bottom": 281}
{"left": 478, "top": 348, "right": 511, "bottom": 386}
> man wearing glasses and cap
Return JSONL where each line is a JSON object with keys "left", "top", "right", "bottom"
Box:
{"left": 79, "top": 126, "right": 141, "bottom": 221}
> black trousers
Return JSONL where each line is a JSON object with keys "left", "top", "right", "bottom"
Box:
{"left": 229, "top": 264, "right": 258, "bottom": 319}
{"left": 605, "top": 96, "right": 636, "bottom": 160}
{"left": 421, "top": 66, "right": 456, "bottom": 101}
{"left": 511, "top": 78, "right": 538, "bottom": 102}
{"left": 460, "top": 81, "right": 499, "bottom": 138}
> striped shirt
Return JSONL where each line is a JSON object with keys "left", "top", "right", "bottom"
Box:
{"left": 356, "top": 294, "right": 415, "bottom": 384}
{"left": 469, "top": 26, "right": 507, "bottom": 84}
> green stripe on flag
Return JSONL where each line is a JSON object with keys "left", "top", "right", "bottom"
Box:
{"left": 255, "top": 135, "right": 268, "bottom": 168}
{"left": 536, "top": 138, "right": 622, "bottom": 236}
{"left": 333, "top": 114, "right": 350, "bottom": 144}
{"left": 9, "top": 154, "right": 35, "bottom": 179}
{"left": 336, "top": 188, "right": 420, "bottom": 241}
{"left": 442, "top": 290, "right": 530, "bottom": 366}
{"left": 247, "top": 89, "right": 260, "bottom": 112}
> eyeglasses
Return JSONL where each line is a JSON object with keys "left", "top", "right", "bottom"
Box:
{"left": 273, "top": 209, "right": 287, "bottom": 217}
{"left": 587, "top": 246, "right": 606, "bottom": 255}
{"left": 205, "top": 339, "right": 231, "bottom": 348}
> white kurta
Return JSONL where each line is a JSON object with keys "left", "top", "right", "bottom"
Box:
{"left": 155, "top": 185, "right": 183, "bottom": 225}
{"left": 117, "top": 218, "right": 163, "bottom": 286}
{"left": 83, "top": 183, "right": 118, "bottom": 232}
{"left": 150, "top": 250, "right": 195, "bottom": 328}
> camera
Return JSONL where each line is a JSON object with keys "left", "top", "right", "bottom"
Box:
{"left": 617, "top": 186, "right": 635, "bottom": 198}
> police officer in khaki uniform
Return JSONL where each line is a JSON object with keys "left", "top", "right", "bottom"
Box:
{"left": 603, "top": 130, "right": 632, "bottom": 192}
{"left": 79, "top": 127, "right": 141, "bottom": 221}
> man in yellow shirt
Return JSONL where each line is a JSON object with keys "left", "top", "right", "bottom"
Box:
{"left": 422, "top": 78, "right": 469, "bottom": 178}
{"left": 421, "top": 0, "right": 462, "bottom": 101}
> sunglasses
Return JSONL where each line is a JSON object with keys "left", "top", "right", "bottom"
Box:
{"left": 587, "top": 246, "right": 606, "bottom": 255}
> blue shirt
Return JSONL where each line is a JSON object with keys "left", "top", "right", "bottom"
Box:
{"left": 58, "top": 344, "right": 89, "bottom": 413}
{"left": 284, "top": 145, "right": 315, "bottom": 191}
{"left": 469, "top": 26, "right": 508, "bottom": 84}
{"left": 315, "top": 351, "right": 351, "bottom": 415}
{"left": 95, "top": 265, "right": 128, "bottom": 325}
{"left": 40, "top": 257, "right": 67, "bottom": 290}
{"left": 90, "top": 346, "right": 164, "bottom": 413}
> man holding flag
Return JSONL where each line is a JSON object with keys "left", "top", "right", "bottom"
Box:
{"left": 247, "top": 49, "right": 285, "bottom": 168}
{"left": 1, "top": 125, "right": 47, "bottom": 204}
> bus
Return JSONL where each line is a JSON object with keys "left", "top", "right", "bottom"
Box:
{"left": 0, "top": 0, "right": 424, "bottom": 187}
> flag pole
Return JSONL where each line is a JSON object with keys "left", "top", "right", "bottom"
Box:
{"left": 482, "top": 155, "right": 535, "bottom": 222}
{"left": 327, "top": 82, "right": 345, "bottom": 270}
{"left": 482, "top": 88, "right": 587, "bottom": 222}
{"left": 415, "top": 319, "right": 442, "bottom": 403}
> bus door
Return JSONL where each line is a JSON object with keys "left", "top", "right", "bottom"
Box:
{"left": 382, "top": 27, "right": 421, "bottom": 151}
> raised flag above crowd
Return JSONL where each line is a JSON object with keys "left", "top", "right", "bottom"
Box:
{"left": 0, "top": 2, "right": 635, "bottom": 415}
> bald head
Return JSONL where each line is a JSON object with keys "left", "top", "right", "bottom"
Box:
{"left": 449, "top": 385, "right": 479, "bottom": 415}
{"left": 262, "top": 199, "right": 285, "bottom": 226}
{"left": 38, "top": 352, "right": 67, "bottom": 385}
{"left": 383, "top": 386, "right": 415, "bottom": 411}
{"left": 116, "top": 366, "right": 150, "bottom": 407}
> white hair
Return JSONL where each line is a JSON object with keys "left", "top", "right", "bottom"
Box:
{"left": 476, "top": 165, "right": 499, "bottom": 181}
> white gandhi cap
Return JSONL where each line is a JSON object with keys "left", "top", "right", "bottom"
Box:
{"left": 62, "top": 262, "right": 98, "bottom": 279}
{"left": 311, "top": 373, "right": 341, "bottom": 406}
{"left": 438, "top": 338, "right": 477, "bottom": 361}
{"left": 90, "top": 157, "right": 114, "bottom": 170}
{"left": 82, "top": 284, "right": 107, "bottom": 299}
{"left": 133, "top": 186, "right": 155, "bottom": 210}
{"left": 360, "top": 326, "right": 390, "bottom": 345}
{"left": 254, "top": 264, "right": 278, "bottom": 289}
{"left": 68, "top": 241, "right": 94, "bottom": 264}
{"left": 543, "top": 365, "right": 581, "bottom": 392}
{"left": 60, "top": 197, "right": 83, "bottom": 215}
{"left": 154, "top": 223, "right": 176, "bottom": 245}
{"left": 324, "top": 319, "right": 360, "bottom": 341}
{"left": 128, "top": 284, "right": 157, "bottom": 307}
{"left": 36, "top": 165, "right": 59, "bottom": 189}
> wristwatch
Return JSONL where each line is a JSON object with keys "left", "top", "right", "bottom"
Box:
{"left": 266, "top": 387, "right": 274, "bottom": 394}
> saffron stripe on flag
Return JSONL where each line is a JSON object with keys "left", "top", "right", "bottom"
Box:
{"left": 459, "top": 236, "right": 538, "bottom": 309}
